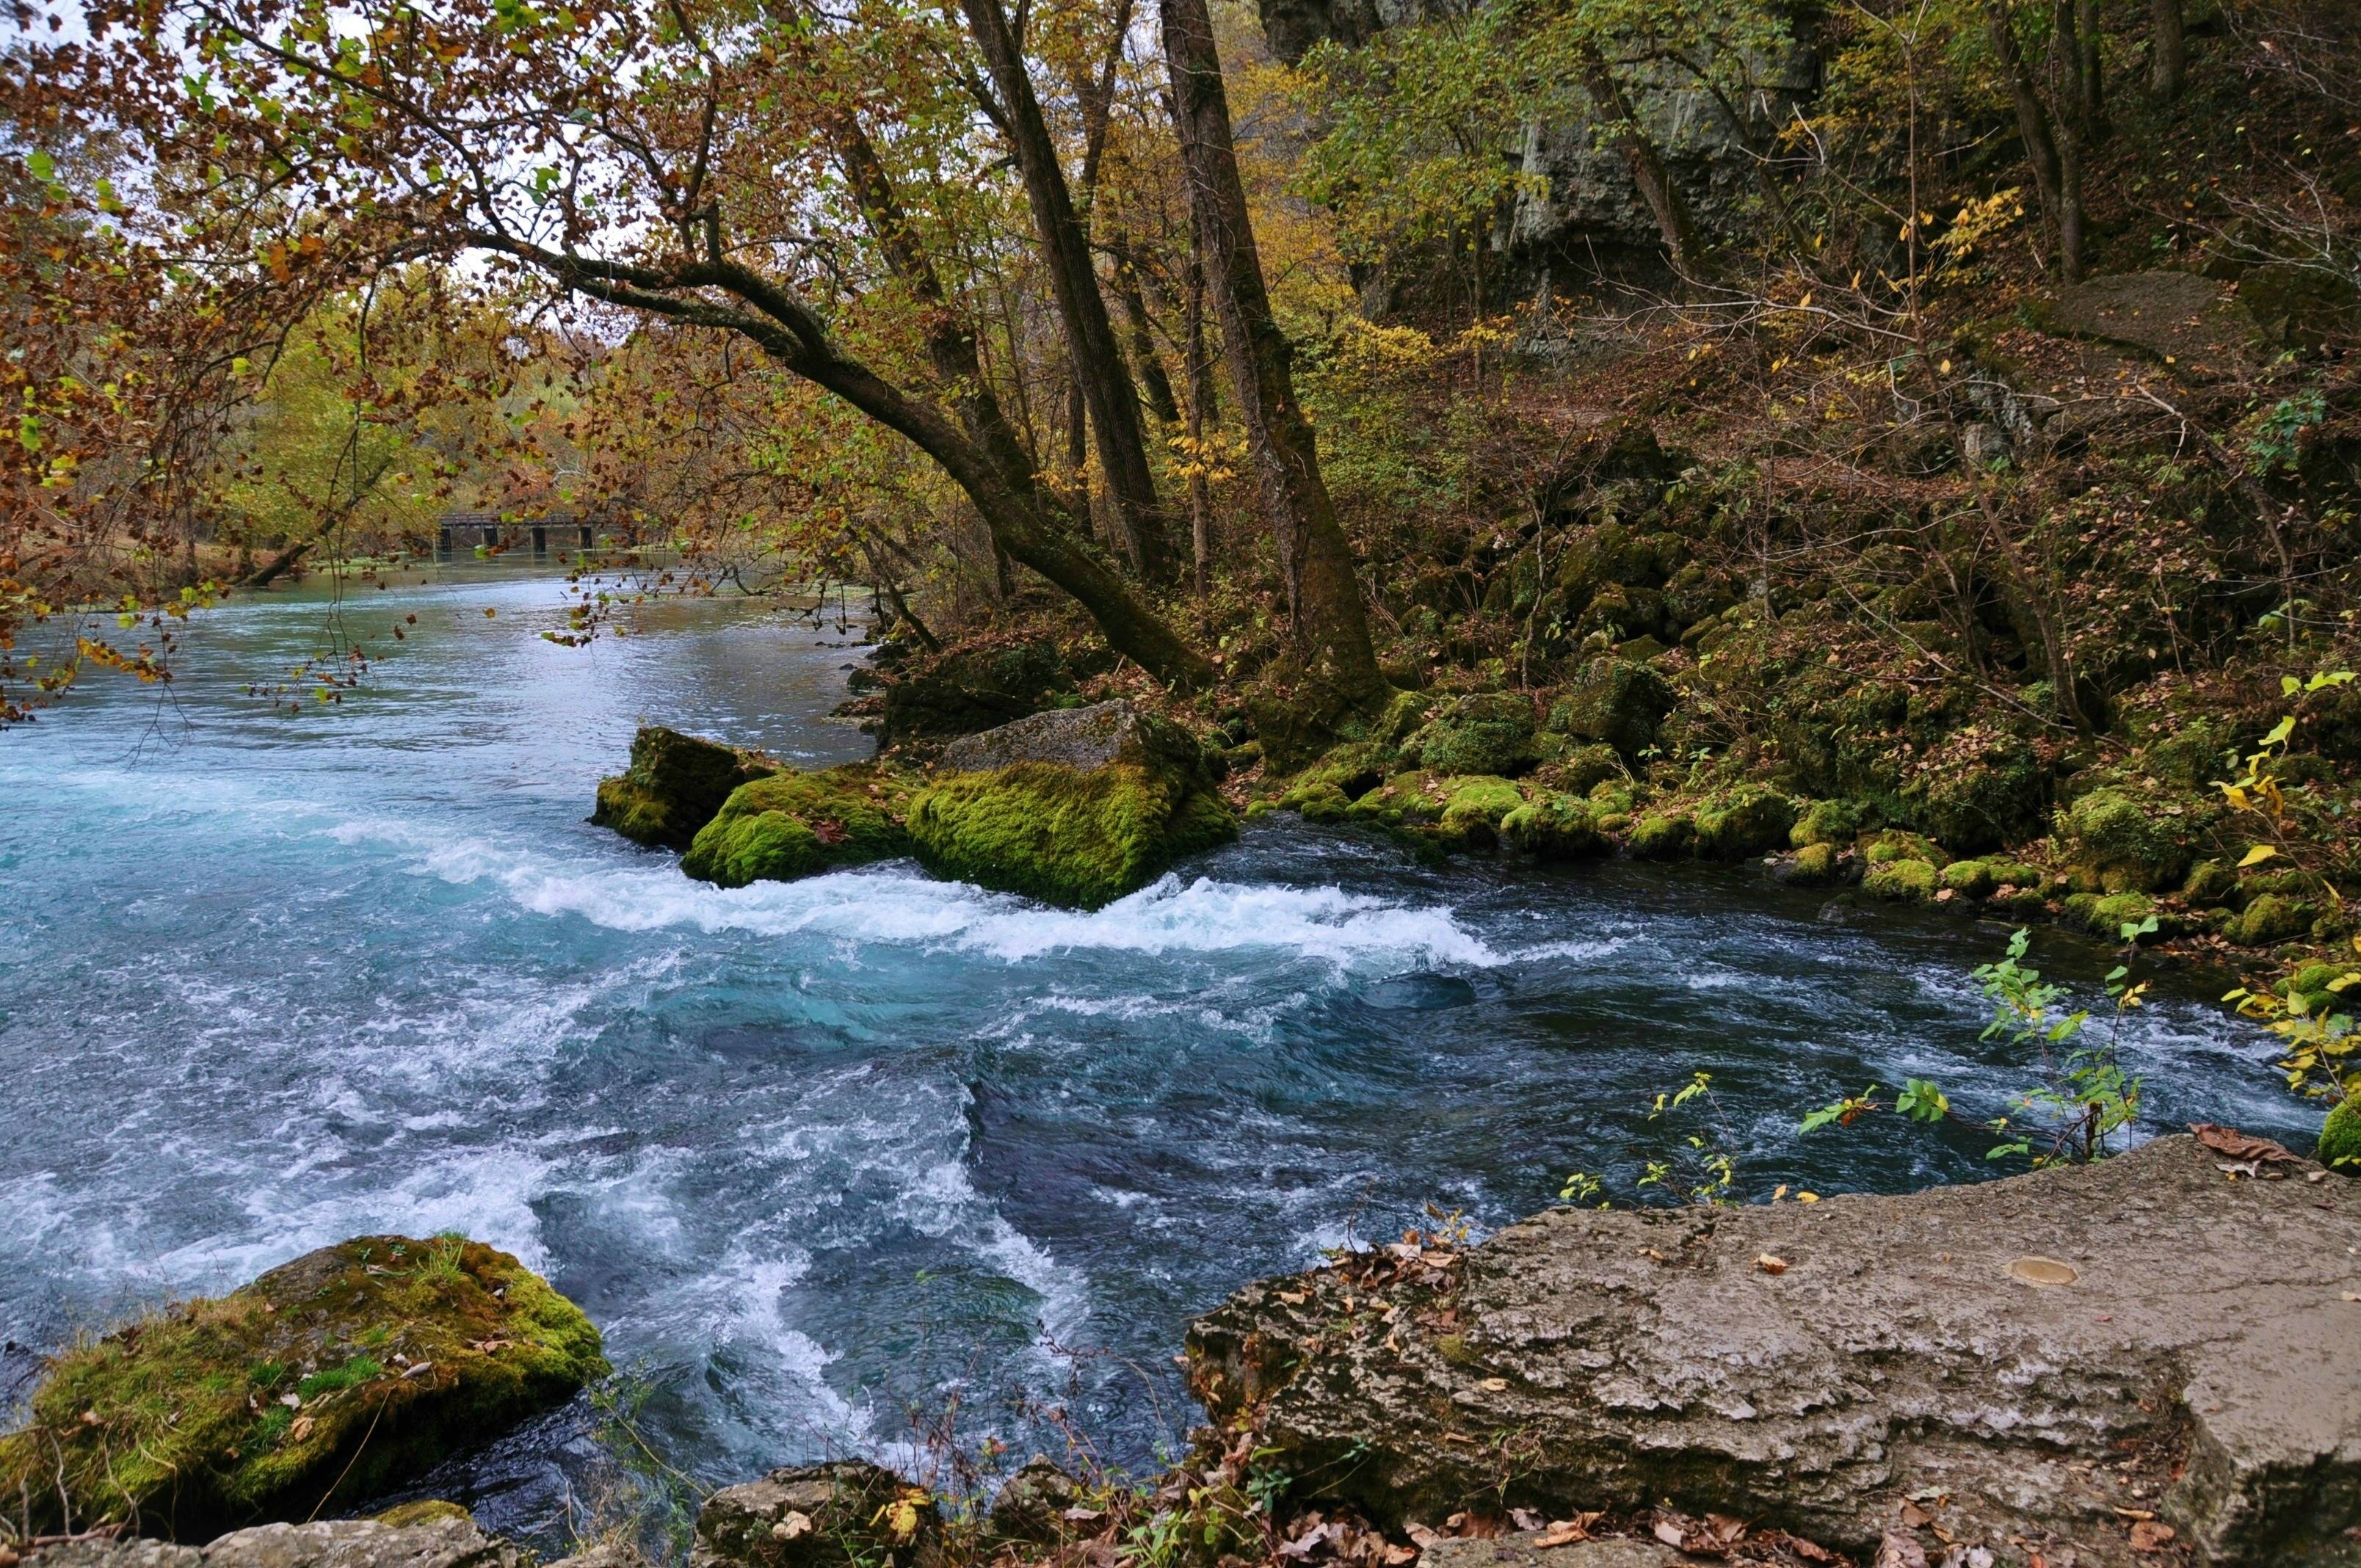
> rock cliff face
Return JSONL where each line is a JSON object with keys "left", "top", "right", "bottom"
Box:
{"left": 1186, "top": 1135, "right": 2361, "bottom": 1567}
{"left": 1252, "top": 0, "right": 1817, "bottom": 258}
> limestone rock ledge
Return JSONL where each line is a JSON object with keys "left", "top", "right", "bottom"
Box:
{"left": 1185, "top": 1135, "right": 2361, "bottom": 1567}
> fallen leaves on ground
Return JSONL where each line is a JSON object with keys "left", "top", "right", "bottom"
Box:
{"left": 2130, "top": 1520, "right": 2177, "bottom": 1552}
{"left": 2188, "top": 1123, "right": 2299, "bottom": 1163}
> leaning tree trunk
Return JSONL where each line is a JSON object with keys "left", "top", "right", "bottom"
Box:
{"left": 1159, "top": 0, "right": 1386, "bottom": 704}
{"left": 1574, "top": 40, "right": 1702, "bottom": 271}
{"left": 964, "top": 0, "right": 1178, "bottom": 583}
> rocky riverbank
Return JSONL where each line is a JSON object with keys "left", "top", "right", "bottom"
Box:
{"left": 16, "top": 1136, "right": 2354, "bottom": 1567}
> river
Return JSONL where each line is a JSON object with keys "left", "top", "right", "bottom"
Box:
{"left": 0, "top": 563, "right": 2309, "bottom": 1544}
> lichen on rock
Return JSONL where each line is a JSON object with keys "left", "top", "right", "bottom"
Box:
{"left": 681, "top": 766, "right": 915, "bottom": 888}
{"left": 0, "top": 1237, "right": 606, "bottom": 1540}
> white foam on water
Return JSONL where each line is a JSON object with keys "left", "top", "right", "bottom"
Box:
{"left": 401, "top": 828, "right": 1511, "bottom": 975}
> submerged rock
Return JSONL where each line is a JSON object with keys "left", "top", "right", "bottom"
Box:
{"left": 592, "top": 727, "right": 775, "bottom": 849}
{"left": 692, "top": 1460, "right": 935, "bottom": 1568}
{"left": 681, "top": 766, "right": 914, "bottom": 888}
{"left": 0, "top": 1238, "right": 607, "bottom": 1539}
{"left": 1186, "top": 1135, "right": 2361, "bottom": 1566}
{"left": 910, "top": 700, "right": 1236, "bottom": 908}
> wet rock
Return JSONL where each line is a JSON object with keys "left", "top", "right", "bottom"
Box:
{"left": 0, "top": 1240, "right": 605, "bottom": 1541}
{"left": 592, "top": 727, "right": 776, "bottom": 850}
{"left": 23, "top": 1517, "right": 541, "bottom": 1568}
{"left": 681, "top": 766, "right": 915, "bottom": 888}
{"left": 1186, "top": 1135, "right": 2361, "bottom": 1567}
{"left": 1625, "top": 811, "right": 1694, "bottom": 860}
{"left": 986, "top": 1456, "right": 1085, "bottom": 1543}
{"left": 1554, "top": 660, "right": 1673, "bottom": 761}
{"left": 910, "top": 701, "right": 1236, "bottom": 908}
{"left": 692, "top": 1461, "right": 935, "bottom": 1568}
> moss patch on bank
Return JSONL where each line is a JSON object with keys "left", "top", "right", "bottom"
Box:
{"left": 908, "top": 762, "right": 1237, "bottom": 908}
{"left": 0, "top": 1235, "right": 606, "bottom": 1540}
{"left": 681, "top": 765, "right": 915, "bottom": 888}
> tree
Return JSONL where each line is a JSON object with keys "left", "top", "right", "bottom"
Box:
{"left": 43, "top": 0, "right": 1216, "bottom": 687}
{"left": 1160, "top": 0, "right": 1385, "bottom": 703}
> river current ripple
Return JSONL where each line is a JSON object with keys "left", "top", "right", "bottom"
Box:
{"left": 0, "top": 567, "right": 2304, "bottom": 1543}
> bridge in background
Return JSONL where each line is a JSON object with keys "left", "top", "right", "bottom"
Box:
{"left": 436, "top": 512, "right": 648, "bottom": 557}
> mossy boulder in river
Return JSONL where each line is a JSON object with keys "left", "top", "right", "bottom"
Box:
{"left": 908, "top": 700, "right": 1236, "bottom": 907}
{"left": 2054, "top": 786, "right": 2188, "bottom": 893}
{"left": 0, "top": 1236, "right": 606, "bottom": 1539}
{"left": 592, "top": 727, "right": 776, "bottom": 849}
{"left": 681, "top": 766, "right": 915, "bottom": 888}
{"left": 1400, "top": 693, "right": 1537, "bottom": 777}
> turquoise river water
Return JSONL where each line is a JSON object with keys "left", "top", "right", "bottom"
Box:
{"left": 0, "top": 564, "right": 2311, "bottom": 1542}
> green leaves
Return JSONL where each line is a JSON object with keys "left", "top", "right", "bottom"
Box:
{"left": 1895, "top": 1079, "right": 1949, "bottom": 1122}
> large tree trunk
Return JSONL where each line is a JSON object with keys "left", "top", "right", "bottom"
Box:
{"left": 1159, "top": 0, "right": 1386, "bottom": 705}
{"left": 963, "top": 0, "right": 1177, "bottom": 582}
{"left": 2150, "top": 0, "right": 2185, "bottom": 101}
{"left": 806, "top": 112, "right": 1211, "bottom": 686}
{"left": 1183, "top": 239, "right": 1216, "bottom": 598}
{"left": 1984, "top": 0, "right": 2082, "bottom": 282}
{"left": 1573, "top": 41, "right": 1701, "bottom": 270}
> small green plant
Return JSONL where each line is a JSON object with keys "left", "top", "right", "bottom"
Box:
{"left": 2216, "top": 669, "right": 2354, "bottom": 866}
{"left": 1562, "top": 1071, "right": 1745, "bottom": 1208}
{"left": 2224, "top": 937, "right": 2360, "bottom": 1146}
{"left": 420, "top": 1233, "right": 468, "bottom": 1289}
{"left": 1805, "top": 926, "right": 2146, "bottom": 1165}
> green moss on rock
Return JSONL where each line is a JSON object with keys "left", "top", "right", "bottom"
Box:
{"left": 2228, "top": 893, "right": 2312, "bottom": 947}
{"left": 1940, "top": 859, "right": 1998, "bottom": 899}
{"left": 1863, "top": 857, "right": 1938, "bottom": 900}
{"left": 681, "top": 767, "right": 915, "bottom": 888}
{"left": 1628, "top": 811, "right": 1696, "bottom": 860}
{"left": 1404, "top": 694, "right": 1538, "bottom": 777}
{"left": 1790, "top": 798, "right": 1875, "bottom": 848}
{"left": 591, "top": 727, "right": 775, "bottom": 849}
{"left": 0, "top": 1237, "right": 605, "bottom": 1540}
{"left": 1779, "top": 842, "right": 1839, "bottom": 885}
{"left": 2056, "top": 788, "right": 2188, "bottom": 893}
{"left": 1499, "top": 794, "right": 1604, "bottom": 860}
{"left": 908, "top": 763, "right": 1236, "bottom": 908}
{"left": 1554, "top": 658, "right": 1675, "bottom": 760}
{"left": 1863, "top": 830, "right": 1947, "bottom": 867}
{"left": 2320, "top": 1100, "right": 2361, "bottom": 1173}
{"left": 1693, "top": 786, "right": 1796, "bottom": 860}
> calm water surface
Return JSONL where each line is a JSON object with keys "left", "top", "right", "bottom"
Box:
{"left": 0, "top": 566, "right": 2305, "bottom": 1541}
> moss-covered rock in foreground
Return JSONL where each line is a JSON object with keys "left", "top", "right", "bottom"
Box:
{"left": 908, "top": 700, "right": 1237, "bottom": 907}
{"left": 2321, "top": 1100, "right": 2361, "bottom": 1173}
{"left": 0, "top": 1236, "right": 606, "bottom": 1540}
{"left": 681, "top": 766, "right": 915, "bottom": 888}
{"left": 592, "top": 727, "right": 775, "bottom": 849}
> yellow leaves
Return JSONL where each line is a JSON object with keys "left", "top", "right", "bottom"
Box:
{"left": 2239, "top": 843, "right": 2280, "bottom": 868}
{"left": 870, "top": 1489, "right": 929, "bottom": 1545}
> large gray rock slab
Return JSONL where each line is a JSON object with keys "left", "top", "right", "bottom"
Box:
{"left": 2042, "top": 272, "right": 2257, "bottom": 374}
{"left": 691, "top": 1461, "right": 937, "bottom": 1568}
{"left": 941, "top": 700, "right": 1209, "bottom": 788}
{"left": 1186, "top": 1135, "right": 2361, "bottom": 1567}
{"left": 23, "top": 1520, "right": 523, "bottom": 1568}
{"left": 1418, "top": 1536, "right": 1664, "bottom": 1568}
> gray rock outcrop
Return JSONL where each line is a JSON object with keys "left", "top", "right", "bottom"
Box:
{"left": 941, "top": 700, "right": 1211, "bottom": 789}
{"left": 689, "top": 1461, "right": 937, "bottom": 1568}
{"left": 1186, "top": 1134, "right": 2361, "bottom": 1567}
{"left": 23, "top": 1518, "right": 533, "bottom": 1568}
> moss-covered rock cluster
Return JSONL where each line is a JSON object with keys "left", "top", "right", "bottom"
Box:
{"left": 591, "top": 727, "right": 777, "bottom": 849}
{"left": 0, "top": 1236, "right": 606, "bottom": 1540}
{"left": 907, "top": 700, "right": 1238, "bottom": 907}
{"left": 681, "top": 766, "right": 915, "bottom": 888}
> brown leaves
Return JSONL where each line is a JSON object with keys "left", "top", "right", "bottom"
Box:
{"left": 1873, "top": 1533, "right": 1928, "bottom": 1568}
{"left": 2129, "top": 1520, "right": 2177, "bottom": 1553}
{"left": 2188, "top": 1123, "right": 2299, "bottom": 1163}
{"left": 1754, "top": 1253, "right": 1789, "bottom": 1275}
